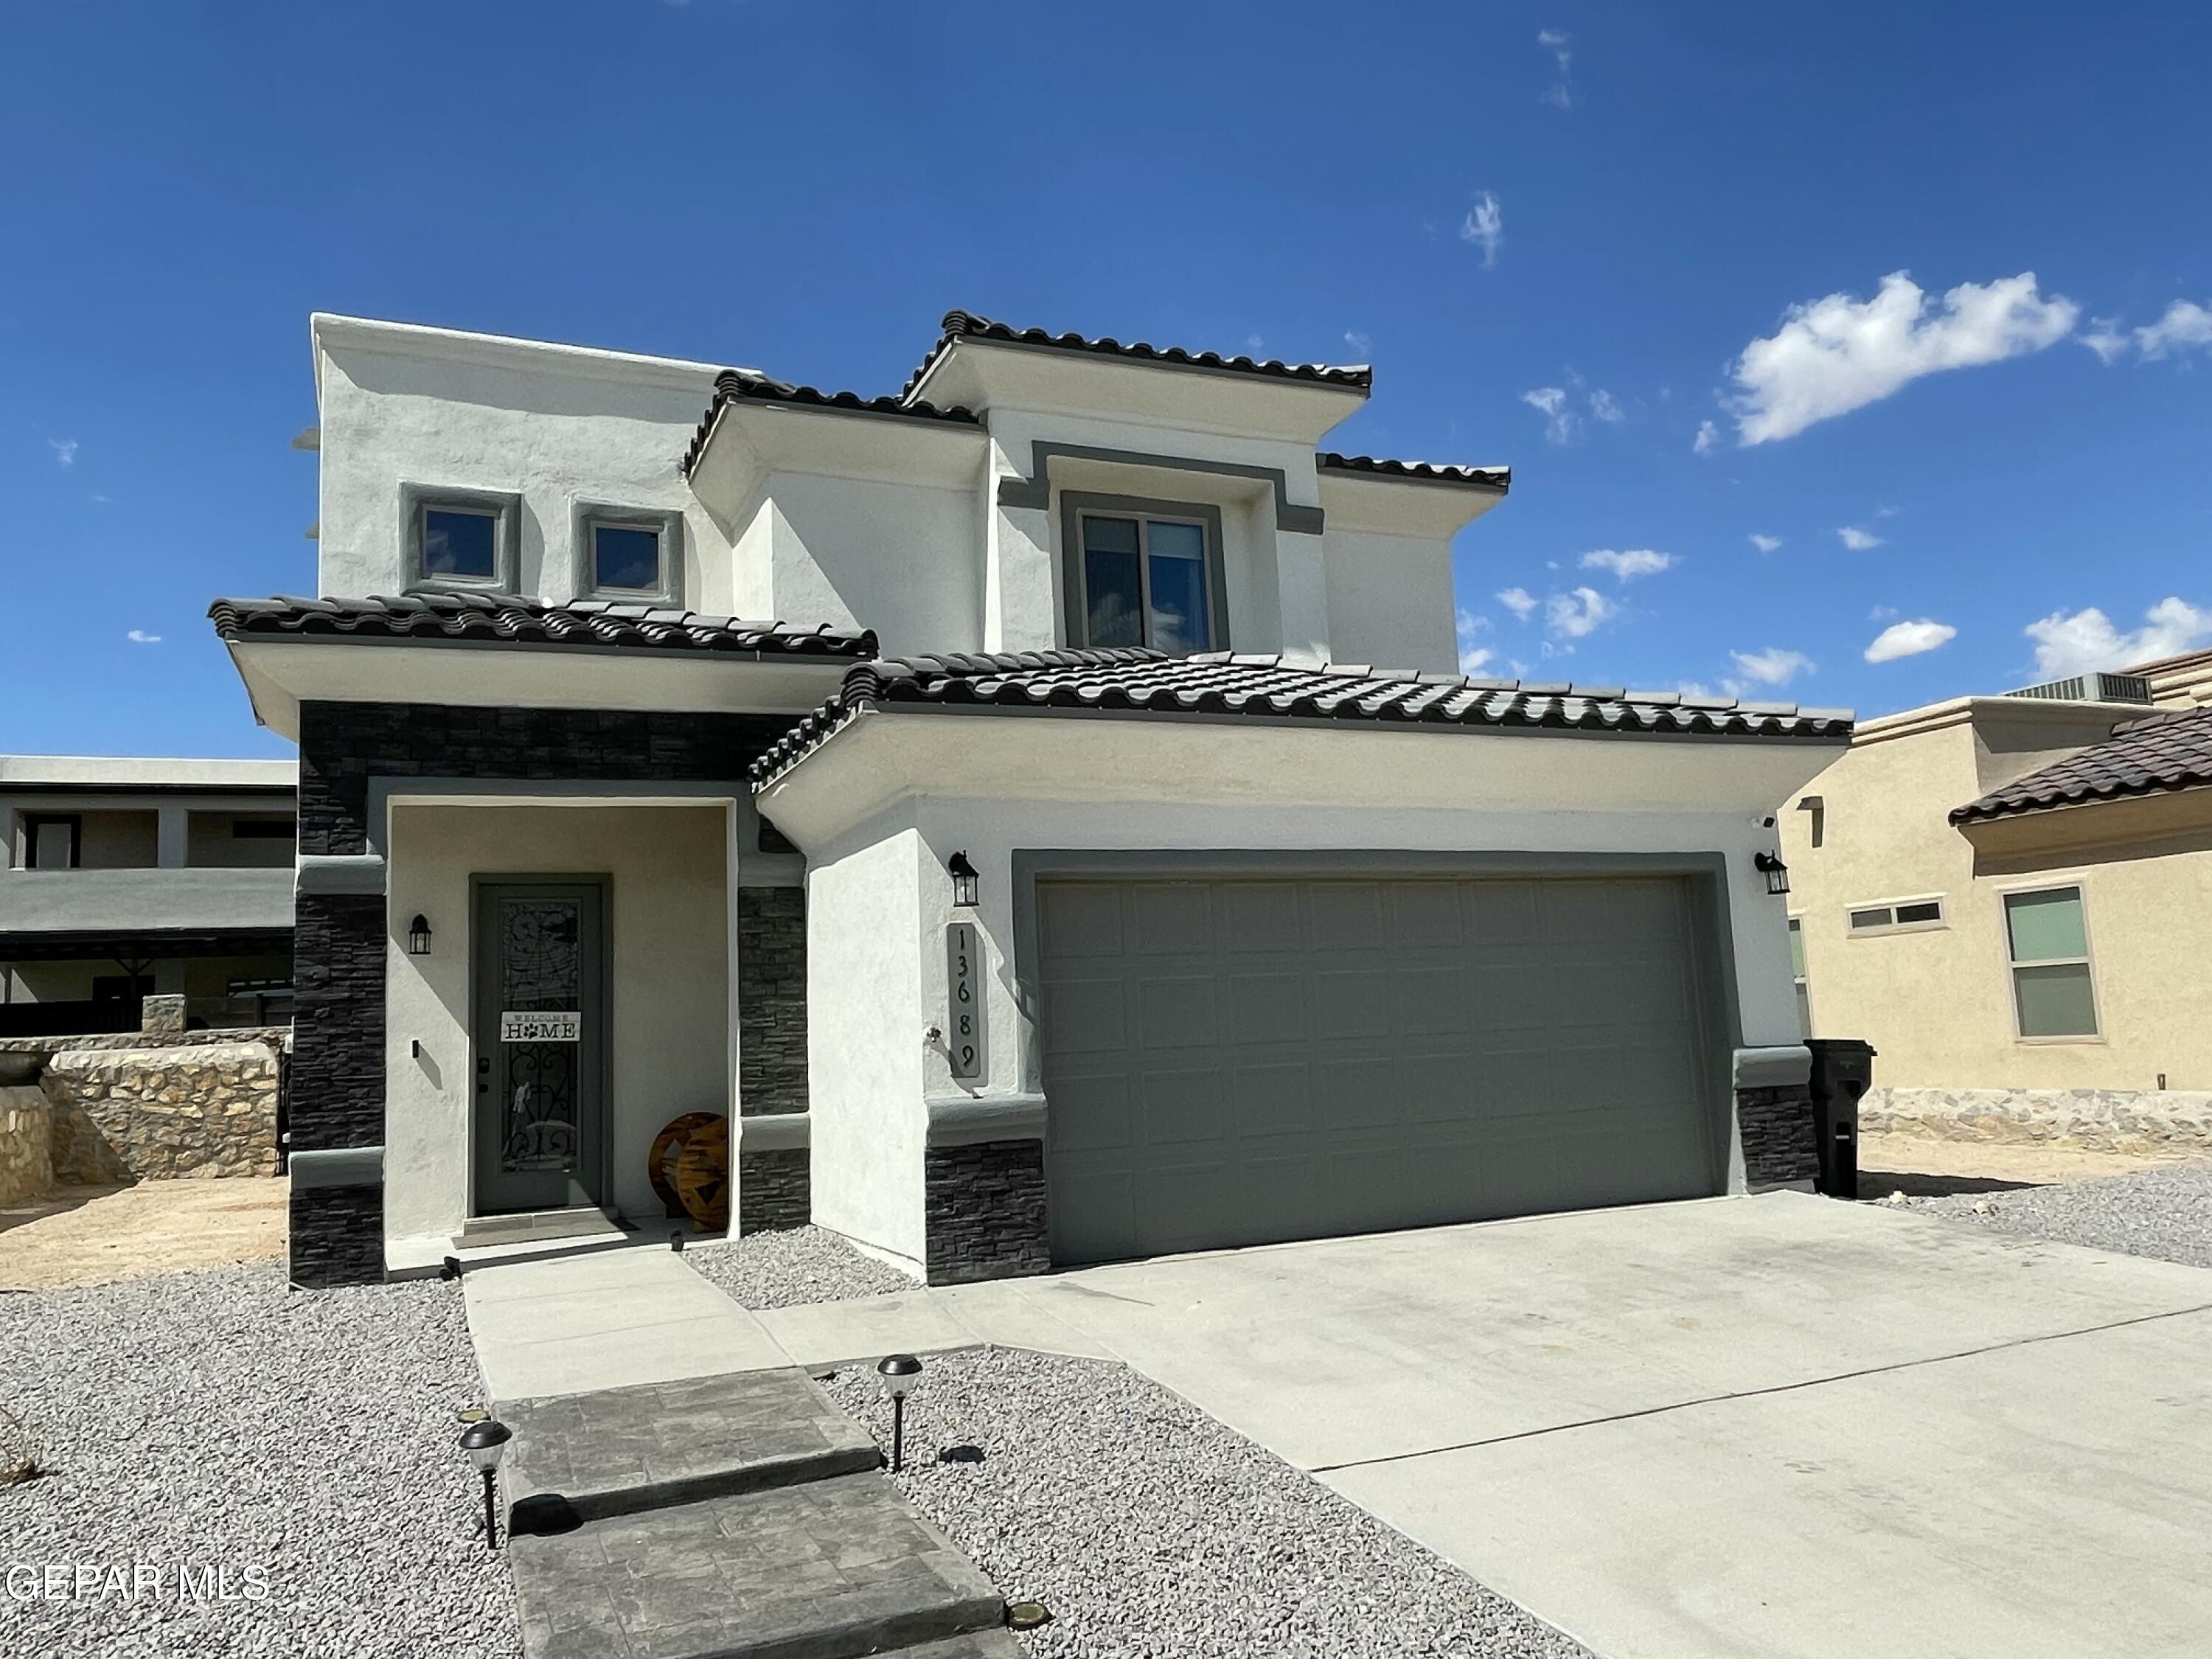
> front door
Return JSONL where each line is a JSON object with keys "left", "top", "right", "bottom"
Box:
{"left": 472, "top": 880, "right": 608, "bottom": 1215}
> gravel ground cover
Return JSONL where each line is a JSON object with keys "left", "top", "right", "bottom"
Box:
{"left": 0, "top": 1265, "right": 518, "bottom": 1658}
{"left": 684, "top": 1222, "right": 917, "bottom": 1309}
{"left": 1902, "top": 1158, "right": 2212, "bottom": 1269}
{"left": 824, "top": 1346, "right": 1591, "bottom": 1659}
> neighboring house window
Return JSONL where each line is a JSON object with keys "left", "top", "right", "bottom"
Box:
{"left": 1847, "top": 897, "right": 1945, "bottom": 935}
{"left": 1788, "top": 917, "right": 1811, "bottom": 1037}
{"left": 24, "top": 815, "right": 80, "bottom": 869}
{"left": 2004, "top": 886, "right": 2100, "bottom": 1039}
{"left": 405, "top": 487, "right": 521, "bottom": 593}
{"left": 576, "top": 506, "right": 684, "bottom": 605}
{"left": 1060, "top": 493, "right": 1230, "bottom": 655}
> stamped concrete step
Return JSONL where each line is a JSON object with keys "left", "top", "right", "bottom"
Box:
{"left": 511, "top": 1471, "right": 1006, "bottom": 1659}
{"left": 502, "top": 1368, "right": 881, "bottom": 1534}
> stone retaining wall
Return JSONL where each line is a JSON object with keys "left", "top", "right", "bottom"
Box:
{"left": 1863, "top": 1086, "right": 2212, "bottom": 1155}
{"left": 0, "top": 1026, "right": 289, "bottom": 1058}
{"left": 0, "top": 1085, "right": 53, "bottom": 1206}
{"left": 42, "top": 1041, "right": 282, "bottom": 1183}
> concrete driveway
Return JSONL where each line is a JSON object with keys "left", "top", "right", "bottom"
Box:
{"left": 759, "top": 1193, "right": 2212, "bottom": 1659}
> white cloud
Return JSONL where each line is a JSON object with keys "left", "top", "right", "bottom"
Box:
{"left": 1693, "top": 420, "right": 1719, "bottom": 455}
{"left": 1727, "top": 271, "right": 2078, "bottom": 445}
{"left": 1588, "top": 388, "right": 1624, "bottom": 423}
{"left": 1677, "top": 681, "right": 1722, "bottom": 701}
{"left": 1460, "top": 191, "right": 1503, "bottom": 268}
{"left": 1547, "top": 586, "right": 1615, "bottom": 638}
{"left": 1864, "top": 619, "right": 1957, "bottom": 663}
{"left": 49, "top": 439, "right": 77, "bottom": 467}
{"left": 1729, "top": 646, "right": 1814, "bottom": 686}
{"left": 1496, "top": 586, "right": 1539, "bottom": 621}
{"left": 1245, "top": 333, "right": 1265, "bottom": 355}
{"left": 2132, "top": 300, "right": 2212, "bottom": 361}
{"left": 126, "top": 629, "right": 161, "bottom": 644}
{"left": 1869, "top": 604, "right": 1898, "bottom": 621}
{"left": 1537, "top": 27, "right": 1573, "bottom": 107}
{"left": 1579, "top": 548, "right": 1675, "bottom": 580}
{"left": 1455, "top": 607, "right": 1496, "bottom": 672}
{"left": 1749, "top": 532, "right": 1783, "bottom": 554}
{"left": 1459, "top": 646, "right": 1496, "bottom": 673}
{"left": 2024, "top": 597, "right": 2212, "bottom": 678}
{"left": 1537, "top": 27, "right": 1568, "bottom": 46}
{"left": 1838, "top": 525, "right": 1885, "bottom": 550}
{"left": 1342, "top": 330, "right": 1372, "bottom": 357}
{"left": 1540, "top": 83, "right": 1573, "bottom": 111}
{"left": 1521, "top": 386, "right": 1576, "bottom": 444}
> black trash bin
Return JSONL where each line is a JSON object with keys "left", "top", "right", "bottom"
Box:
{"left": 1805, "top": 1037, "right": 1876, "bottom": 1200}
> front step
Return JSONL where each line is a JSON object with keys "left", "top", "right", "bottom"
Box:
{"left": 501, "top": 1368, "right": 880, "bottom": 1532}
{"left": 511, "top": 1472, "right": 1006, "bottom": 1659}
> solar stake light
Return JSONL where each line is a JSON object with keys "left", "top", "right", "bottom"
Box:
{"left": 1008, "top": 1601, "right": 1053, "bottom": 1631}
{"left": 876, "top": 1353, "right": 924, "bottom": 1472}
{"left": 1753, "top": 852, "right": 1790, "bottom": 897}
{"left": 459, "top": 1418, "right": 513, "bottom": 1551}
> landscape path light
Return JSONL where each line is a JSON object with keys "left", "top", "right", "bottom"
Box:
{"left": 876, "top": 1353, "right": 924, "bottom": 1472}
{"left": 459, "top": 1418, "right": 512, "bottom": 1551}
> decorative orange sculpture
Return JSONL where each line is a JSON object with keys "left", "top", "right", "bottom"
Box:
{"left": 648, "top": 1111, "right": 720, "bottom": 1217}
{"left": 672, "top": 1114, "right": 731, "bottom": 1233}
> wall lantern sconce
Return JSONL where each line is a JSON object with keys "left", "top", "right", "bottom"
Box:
{"left": 876, "top": 1352, "right": 924, "bottom": 1472}
{"left": 1753, "top": 852, "right": 1790, "bottom": 897}
{"left": 458, "top": 1417, "right": 512, "bottom": 1550}
{"left": 407, "top": 914, "right": 434, "bottom": 956}
{"left": 946, "top": 851, "right": 980, "bottom": 911}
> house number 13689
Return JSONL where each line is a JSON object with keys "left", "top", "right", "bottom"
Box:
{"left": 945, "top": 922, "right": 984, "bottom": 1080}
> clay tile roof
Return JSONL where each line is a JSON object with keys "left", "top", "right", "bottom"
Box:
{"left": 681, "top": 368, "right": 980, "bottom": 476}
{"left": 1315, "top": 451, "right": 1511, "bottom": 493}
{"left": 750, "top": 647, "right": 1853, "bottom": 788}
{"left": 208, "top": 593, "right": 877, "bottom": 658}
{"left": 1951, "top": 705, "right": 2212, "bottom": 823}
{"left": 900, "top": 310, "right": 1374, "bottom": 403}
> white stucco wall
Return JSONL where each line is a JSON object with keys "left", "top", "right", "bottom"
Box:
{"left": 771, "top": 714, "right": 1834, "bottom": 1262}
{"left": 753, "top": 471, "right": 982, "bottom": 655}
{"left": 382, "top": 801, "right": 730, "bottom": 1266}
{"left": 314, "top": 319, "right": 732, "bottom": 609}
{"left": 1321, "top": 524, "right": 1459, "bottom": 671}
{"left": 804, "top": 821, "right": 931, "bottom": 1267}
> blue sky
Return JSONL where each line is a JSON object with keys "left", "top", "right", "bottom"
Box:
{"left": 5, "top": 1, "right": 2208, "bottom": 759}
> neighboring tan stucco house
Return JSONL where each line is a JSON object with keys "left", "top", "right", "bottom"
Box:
{"left": 0, "top": 757, "right": 296, "bottom": 1033}
{"left": 1780, "top": 652, "right": 2212, "bottom": 1139}
{"left": 212, "top": 309, "right": 1850, "bottom": 1289}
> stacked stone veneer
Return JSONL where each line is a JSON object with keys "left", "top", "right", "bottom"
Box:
{"left": 0, "top": 1086, "right": 53, "bottom": 1206}
{"left": 1863, "top": 1087, "right": 2212, "bottom": 1155}
{"left": 923, "top": 1141, "right": 1051, "bottom": 1284}
{"left": 1736, "top": 1083, "right": 1820, "bottom": 1189}
{"left": 290, "top": 702, "right": 794, "bottom": 1287}
{"left": 735, "top": 886, "right": 810, "bottom": 1236}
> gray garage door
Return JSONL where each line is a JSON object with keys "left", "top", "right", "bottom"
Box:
{"left": 1037, "top": 874, "right": 1722, "bottom": 1265}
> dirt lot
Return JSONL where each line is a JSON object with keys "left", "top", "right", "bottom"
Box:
{"left": 0, "top": 1176, "right": 287, "bottom": 1290}
{"left": 1857, "top": 1130, "right": 2200, "bottom": 1197}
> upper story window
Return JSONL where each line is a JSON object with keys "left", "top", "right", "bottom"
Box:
{"left": 1846, "top": 897, "right": 1944, "bottom": 935}
{"left": 1062, "top": 495, "right": 1228, "bottom": 655}
{"left": 2003, "top": 885, "right": 2099, "bottom": 1040}
{"left": 406, "top": 486, "right": 520, "bottom": 593}
{"left": 577, "top": 505, "right": 683, "bottom": 605}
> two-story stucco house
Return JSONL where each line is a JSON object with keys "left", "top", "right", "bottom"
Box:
{"left": 0, "top": 757, "right": 296, "bottom": 1035}
{"left": 212, "top": 310, "right": 1851, "bottom": 1289}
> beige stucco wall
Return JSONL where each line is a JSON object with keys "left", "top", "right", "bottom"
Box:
{"left": 382, "top": 801, "right": 731, "bottom": 1262}
{"left": 1783, "top": 708, "right": 2212, "bottom": 1091}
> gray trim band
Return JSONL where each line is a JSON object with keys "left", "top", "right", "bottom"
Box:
{"left": 297, "top": 852, "right": 388, "bottom": 897}
{"left": 926, "top": 1092, "right": 1046, "bottom": 1147}
{"left": 735, "top": 1111, "right": 810, "bottom": 1152}
{"left": 232, "top": 630, "right": 863, "bottom": 669}
{"left": 998, "top": 442, "right": 1324, "bottom": 534}
{"left": 1733, "top": 1045, "right": 1813, "bottom": 1089}
{"left": 366, "top": 778, "right": 745, "bottom": 859}
{"left": 290, "top": 1146, "right": 384, "bottom": 1189}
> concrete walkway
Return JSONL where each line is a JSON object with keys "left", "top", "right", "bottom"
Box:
{"left": 462, "top": 1246, "right": 790, "bottom": 1404}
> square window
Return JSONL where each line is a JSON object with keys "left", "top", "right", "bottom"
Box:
{"left": 1073, "top": 507, "right": 1222, "bottom": 654}
{"left": 592, "top": 524, "right": 662, "bottom": 593}
{"left": 420, "top": 507, "right": 498, "bottom": 580}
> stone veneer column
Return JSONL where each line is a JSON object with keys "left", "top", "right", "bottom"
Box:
{"left": 1735, "top": 1082, "right": 1819, "bottom": 1187}
{"left": 922, "top": 1139, "right": 1050, "bottom": 1284}
{"left": 288, "top": 891, "right": 388, "bottom": 1288}
{"left": 736, "top": 886, "right": 810, "bottom": 1235}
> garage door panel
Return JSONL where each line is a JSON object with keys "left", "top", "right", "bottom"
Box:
{"left": 1132, "top": 883, "right": 1216, "bottom": 956}
{"left": 1038, "top": 975, "right": 1128, "bottom": 1056}
{"left": 1040, "top": 873, "right": 1719, "bottom": 1267}
{"left": 1135, "top": 975, "right": 1219, "bottom": 1048}
{"left": 1218, "top": 882, "right": 1305, "bottom": 952}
